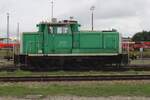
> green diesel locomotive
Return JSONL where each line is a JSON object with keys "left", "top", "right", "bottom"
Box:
{"left": 15, "top": 20, "right": 128, "bottom": 70}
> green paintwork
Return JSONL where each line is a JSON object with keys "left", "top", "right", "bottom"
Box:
{"left": 71, "top": 31, "right": 119, "bottom": 53}
{"left": 79, "top": 33, "right": 103, "bottom": 49}
{"left": 22, "top": 20, "right": 120, "bottom": 55}
{"left": 23, "top": 32, "right": 43, "bottom": 54}
{"left": 54, "top": 34, "right": 72, "bottom": 49}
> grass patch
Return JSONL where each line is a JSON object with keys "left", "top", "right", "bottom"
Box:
{"left": 0, "top": 83, "right": 150, "bottom": 97}
{"left": 130, "top": 59, "right": 150, "bottom": 65}
{"left": 0, "top": 49, "right": 13, "bottom": 58}
{"left": 130, "top": 49, "right": 150, "bottom": 58}
{"left": 0, "top": 70, "right": 150, "bottom": 77}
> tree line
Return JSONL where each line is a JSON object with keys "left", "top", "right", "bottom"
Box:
{"left": 132, "top": 31, "right": 150, "bottom": 42}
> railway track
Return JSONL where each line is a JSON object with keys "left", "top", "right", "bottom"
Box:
{"left": 1, "top": 75, "right": 150, "bottom": 82}
{"left": 0, "top": 65, "right": 150, "bottom": 72}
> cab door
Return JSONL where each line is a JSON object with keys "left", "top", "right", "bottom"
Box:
{"left": 53, "top": 26, "right": 72, "bottom": 53}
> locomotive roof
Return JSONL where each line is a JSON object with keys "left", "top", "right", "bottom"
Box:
{"left": 39, "top": 20, "right": 78, "bottom": 26}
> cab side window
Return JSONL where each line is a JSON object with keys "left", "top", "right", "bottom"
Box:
{"left": 48, "top": 27, "right": 53, "bottom": 34}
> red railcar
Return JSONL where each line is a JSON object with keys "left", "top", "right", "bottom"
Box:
{"left": 0, "top": 42, "right": 17, "bottom": 49}
{"left": 122, "top": 42, "right": 135, "bottom": 51}
{"left": 134, "top": 42, "right": 150, "bottom": 49}
{"left": 122, "top": 41, "right": 150, "bottom": 50}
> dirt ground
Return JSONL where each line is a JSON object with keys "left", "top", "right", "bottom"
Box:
{"left": 0, "top": 59, "right": 13, "bottom": 68}
{"left": 0, "top": 96, "right": 150, "bottom": 100}
{"left": 130, "top": 58, "right": 150, "bottom": 65}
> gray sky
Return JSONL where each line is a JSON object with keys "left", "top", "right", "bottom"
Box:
{"left": 0, "top": 0, "right": 150, "bottom": 38}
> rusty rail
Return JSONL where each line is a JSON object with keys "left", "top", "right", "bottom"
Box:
{"left": 0, "top": 75, "right": 150, "bottom": 82}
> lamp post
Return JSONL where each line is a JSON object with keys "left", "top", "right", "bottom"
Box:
{"left": 90, "top": 6, "right": 95, "bottom": 31}
{"left": 17, "top": 22, "right": 20, "bottom": 55}
{"left": 7, "top": 13, "right": 9, "bottom": 46}
{"left": 6, "top": 13, "right": 10, "bottom": 60}
{"left": 51, "top": 0, "right": 54, "bottom": 19}
{"left": 17, "top": 22, "right": 20, "bottom": 43}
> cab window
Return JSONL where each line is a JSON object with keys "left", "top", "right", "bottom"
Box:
{"left": 49, "top": 27, "right": 53, "bottom": 33}
{"left": 57, "top": 26, "right": 68, "bottom": 34}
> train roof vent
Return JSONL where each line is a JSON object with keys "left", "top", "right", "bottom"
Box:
{"left": 102, "top": 29, "right": 117, "bottom": 32}
{"left": 51, "top": 18, "right": 57, "bottom": 23}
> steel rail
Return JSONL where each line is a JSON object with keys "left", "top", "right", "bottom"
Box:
{"left": 0, "top": 75, "right": 150, "bottom": 82}
{"left": 1, "top": 64, "right": 150, "bottom": 72}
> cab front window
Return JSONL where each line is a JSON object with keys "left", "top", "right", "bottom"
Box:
{"left": 57, "top": 26, "right": 69, "bottom": 34}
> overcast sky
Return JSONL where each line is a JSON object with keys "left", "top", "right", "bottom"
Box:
{"left": 0, "top": 0, "right": 150, "bottom": 38}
